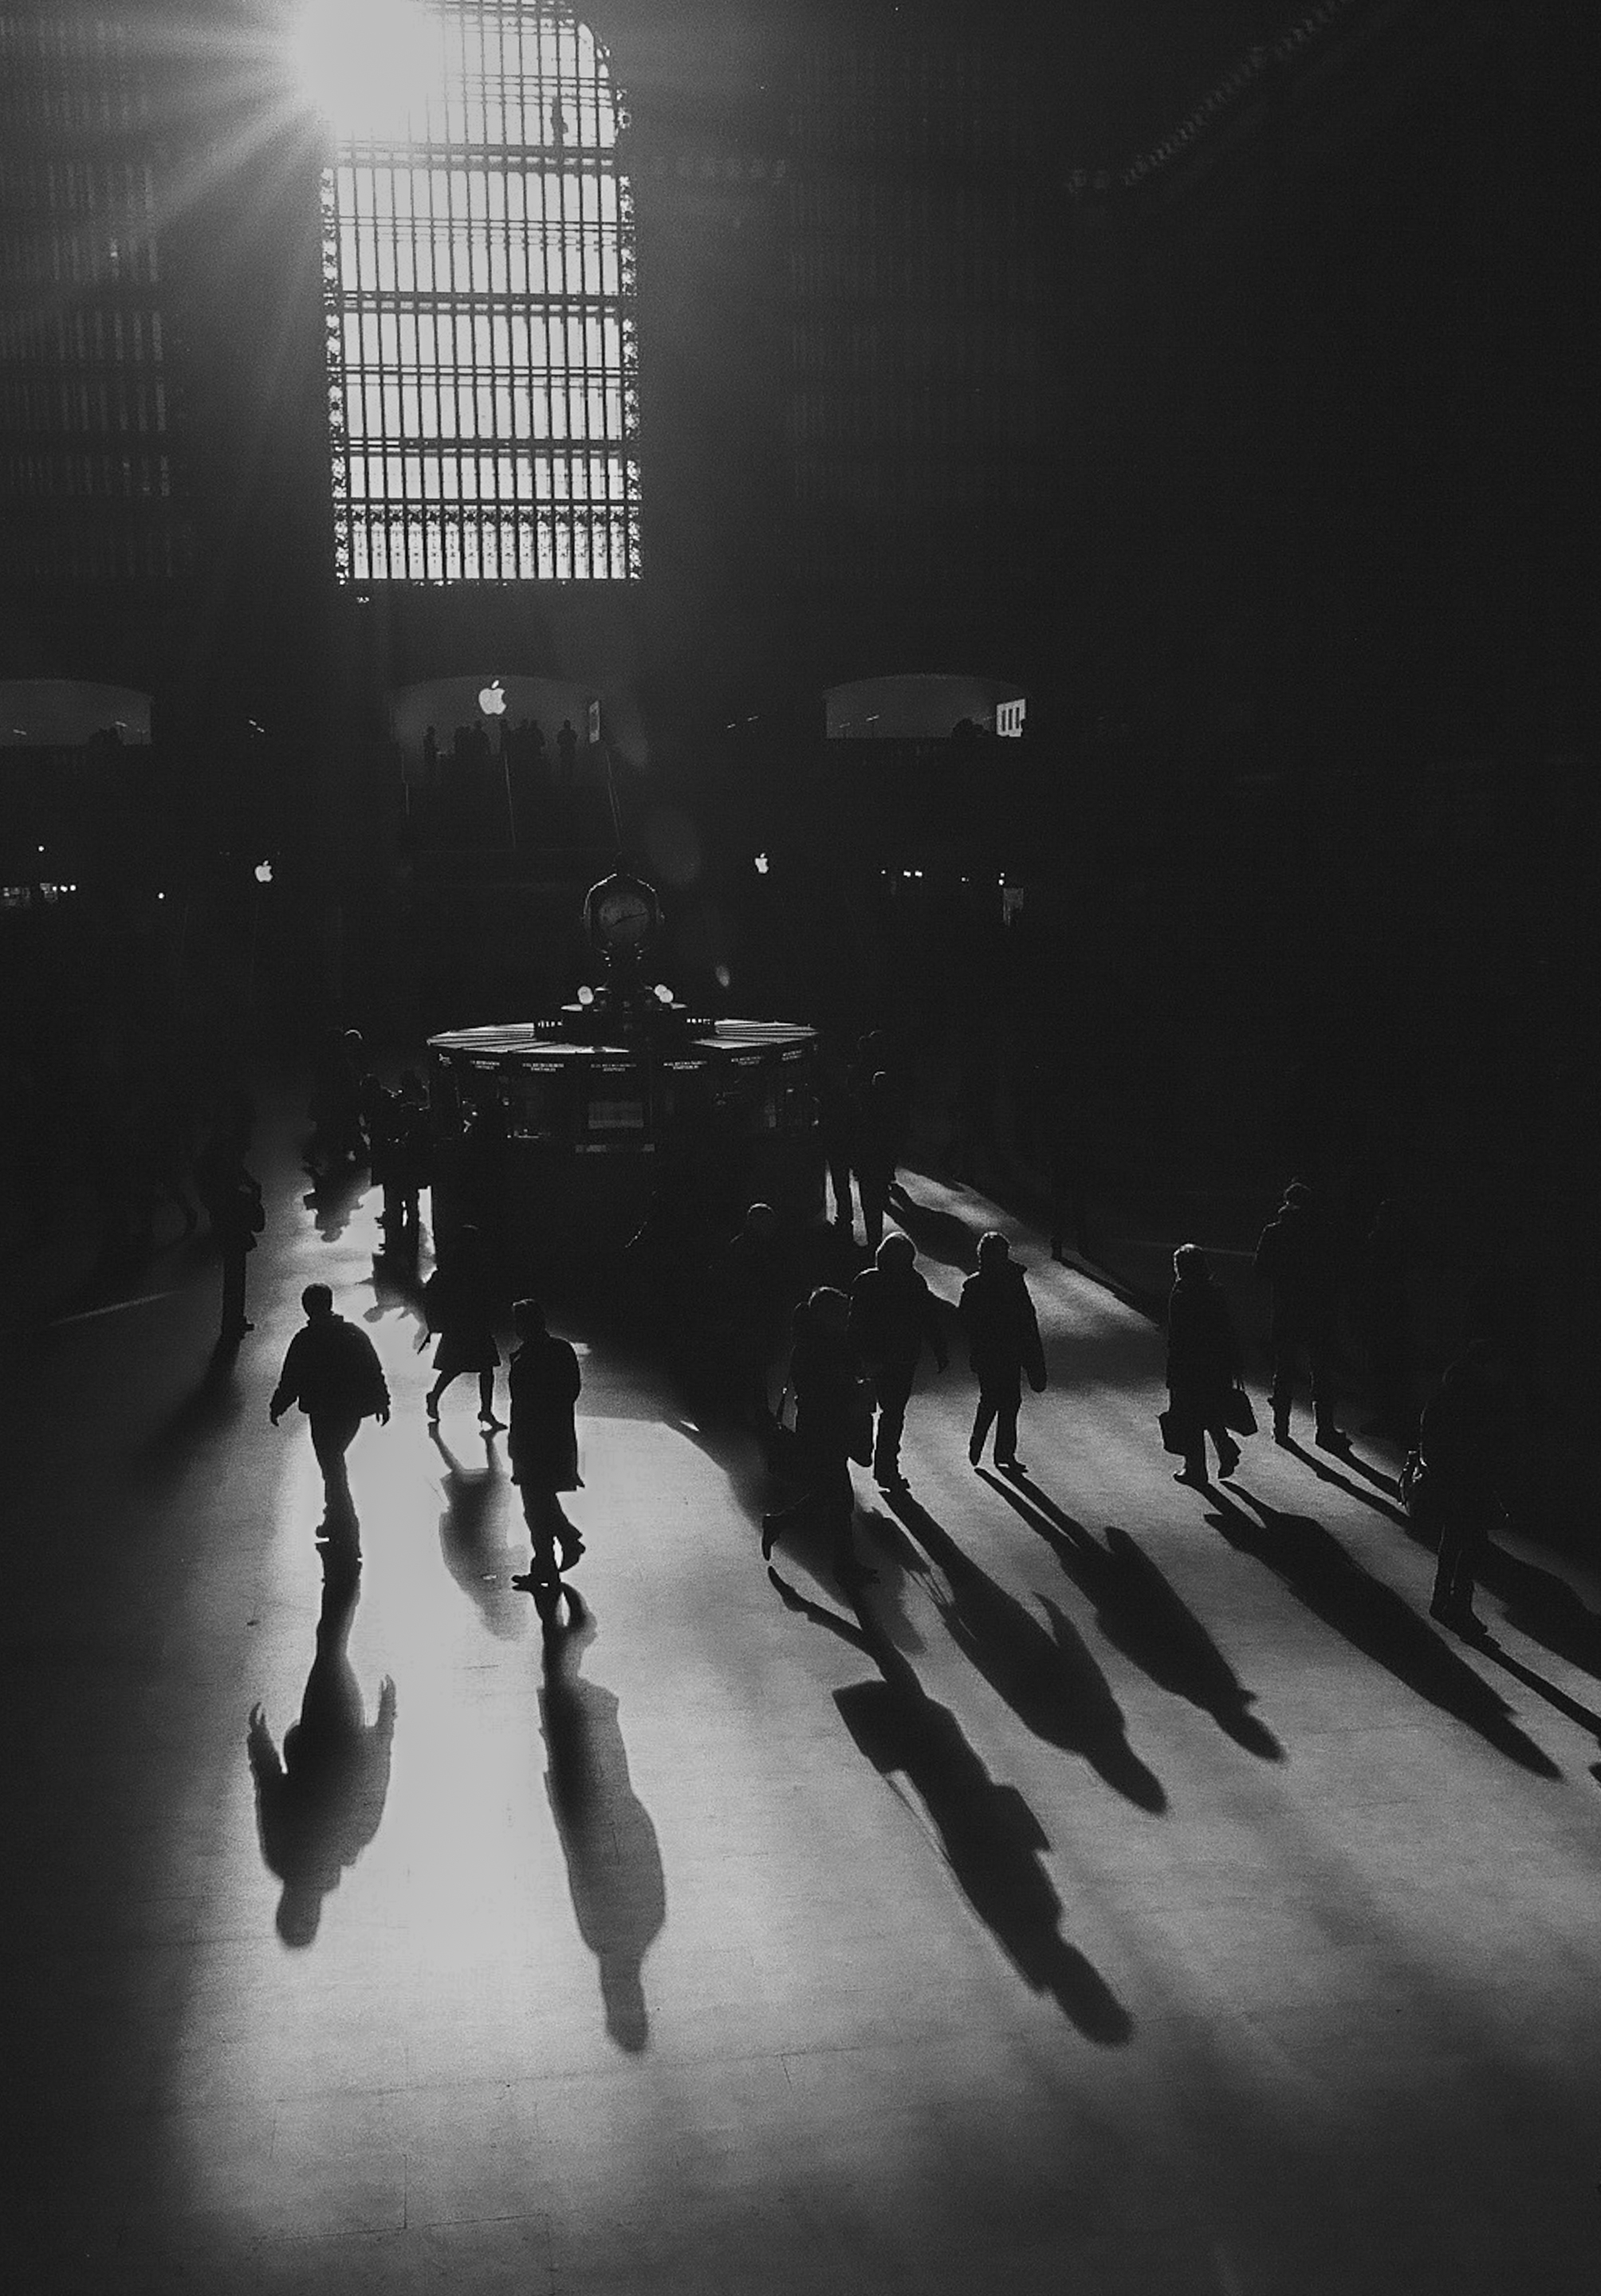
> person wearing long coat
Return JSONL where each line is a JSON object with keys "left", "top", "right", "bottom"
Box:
{"left": 1165, "top": 1244, "right": 1247, "bottom": 1485}
{"left": 507, "top": 1298, "right": 584, "bottom": 1587}
{"left": 958, "top": 1232, "right": 1046, "bottom": 1470}
{"left": 423, "top": 1224, "right": 502, "bottom": 1425}
{"left": 761, "top": 1288, "right": 872, "bottom": 1585}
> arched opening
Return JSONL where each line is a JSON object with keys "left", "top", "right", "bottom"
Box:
{"left": 315, "top": 0, "right": 640, "bottom": 585}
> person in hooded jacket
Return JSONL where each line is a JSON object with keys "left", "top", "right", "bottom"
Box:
{"left": 1164, "top": 1244, "right": 1248, "bottom": 1485}
{"left": 958, "top": 1231, "right": 1046, "bottom": 1471}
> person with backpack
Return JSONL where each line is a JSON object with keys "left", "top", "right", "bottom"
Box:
{"left": 270, "top": 1284, "right": 391, "bottom": 1559}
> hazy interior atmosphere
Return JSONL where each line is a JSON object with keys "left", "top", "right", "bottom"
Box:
{"left": 2, "top": 2, "right": 1595, "bottom": 2291}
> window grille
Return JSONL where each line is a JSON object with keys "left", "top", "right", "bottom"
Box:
{"left": 321, "top": 1, "right": 640, "bottom": 584}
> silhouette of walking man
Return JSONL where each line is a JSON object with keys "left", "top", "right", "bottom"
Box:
{"left": 507, "top": 1298, "right": 585, "bottom": 1592}
{"left": 960, "top": 1231, "right": 1046, "bottom": 1471}
{"left": 1253, "top": 1180, "right": 1343, "bottom": 1449}
{"left": 848, "top": 1232, "right": 947, "bottom": 1490}
{"left": 270, "top": 1284, "right": 391, "bottom": 1563}
{"left": 1164, "top": 1244, "right": 1249, "bottom": 1485}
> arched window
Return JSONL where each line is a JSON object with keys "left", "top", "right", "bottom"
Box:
{"left": 318, "top": 0, "right": 639, "bottom": 584}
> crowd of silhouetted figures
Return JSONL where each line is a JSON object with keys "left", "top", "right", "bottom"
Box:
{"left": 196, "top": 1023, "right": 1515, "bottom": 1651}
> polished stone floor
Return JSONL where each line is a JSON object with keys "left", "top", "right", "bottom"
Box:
{"left": 7, "top": 1111, "right": 1601, "bottom": 2294}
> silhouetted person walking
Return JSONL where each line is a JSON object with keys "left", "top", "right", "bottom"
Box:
{"left": 1422, "top": 1342, "right": 1511, "bottom": 1635}
{"left": 708, "top": 1201, "right": 790, "bottom": 1429}
{"left": 196, "top": 1120, "right": 263, "bottom": 1347}
{"left": 270, "top": 1284, "right": 391, "bottom": 1558}
{"left": 423, "top": 1224, "right": 502, "bottom": 1426}
{"left": 761, "top": 1288, "right": 874, "bottom": 1584}
{"left": 960, "top": 1231, "right": 1046, "bottom": 1471}
{"left": 1164, "top": 1244, "right": 1247, "bottom": 1485}
{"left": 507, "top": 1298, "right": 584, "bottom": 1591}
{"left": 1253, "top": 1181, "right": 1343, "bottom": 1449}
{"left": 849, "top": 1233, "right": 947, "bottom": 1490}
{"left": 387, "top": 1071, "right": 430, "bottom": 1241}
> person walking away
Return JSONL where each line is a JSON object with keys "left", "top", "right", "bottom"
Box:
{"left": 1164, "top": 1244, "right": 1248, "bottom": 1485}
{"left": 423, "top": 1224, "right": 503, "bottom": 1425}
{"left": 848, "top": 1233, "right": 947, "bottom": 1490}
{"left": 707, "top": 1201, "right": 791, "bottom": 1431}
{"left": 959, "top": 1230, "right": 1046, "bottom": 1471}
{"left": 506, "top": 1299, "right": 584, "bottom": 1590}
{"left": 270, "top": 1284, "right": 391, "bottom": 1559}
{"left": 195, "top": 1119, "right": 264, "bottom": 1347}
{"left": 1253, "top": 1181, "right": 1343, "bottom": 1449}
{"left": 761, "top": 1288, "right": 875, "bottom": 1585}
{"left": 1422, "top": 1341, "right": 1511, "bottom": 1635}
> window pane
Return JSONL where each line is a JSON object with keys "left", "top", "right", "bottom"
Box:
{"left": 324, "top": 2, "right": 639, "bottom": 585}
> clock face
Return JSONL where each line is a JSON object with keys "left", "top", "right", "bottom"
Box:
{"left": 597, "top": 888, "right": 651, "bottom": 946}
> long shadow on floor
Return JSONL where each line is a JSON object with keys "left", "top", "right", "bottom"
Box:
{"left": 430, "top": 1426, "right": 525, "bottom": 1641}
{"left": 878, "top": 1488, "right": 1166, "bottom": 1813}
{"left": 1206, "top": 1486, "right": 1560, "bottom": 1778}
{"left": 1472, "top": 1634, "right": 1601, "bottom": 1751}
{"left": 246, "top": 1571, "right": 397, "bottom": 1947}
{"left": 136, "top": 1351, "right": 244, "bottom": 1484}
{"left": 886, "top": 1189, "right": 983, "bottom": 1274}
{"left": 768, "top": 1565, "right": 1132, "bottom": 2045}
{"left": 983, "top": 1470, "right": 1283, "bottom": 1761}
{"left": 1278, "top": 1436, "right": 1414, "bottom": 1530}
{"left": 1476, "top": 1547, "right": 1601, "bottom": 1686}
{"left": 539, "top": 1590, "right": 667, "bottom": 2054}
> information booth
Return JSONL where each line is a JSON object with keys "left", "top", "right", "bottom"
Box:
{"left": 427, "top": 873, "right": 823, "bottom": 1261}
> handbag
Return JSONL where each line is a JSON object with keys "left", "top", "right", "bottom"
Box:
{"left": 1222, "top": 1383, "right": 1257, "bottom": 1437}
{"left": 1158, "top": 1406, "right": 1186, "bottom": 1455}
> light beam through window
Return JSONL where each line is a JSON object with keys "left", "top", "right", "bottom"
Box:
{"left": 312, "top": 0, "right": 640, "bottom": 584}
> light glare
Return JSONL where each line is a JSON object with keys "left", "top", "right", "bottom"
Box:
{"left": 292, "top": 0, "right": 442, "bottom": 142}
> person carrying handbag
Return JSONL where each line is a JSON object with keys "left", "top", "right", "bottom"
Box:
{"left": 1164, "top": 1244, "right": 1250, "bottom": 1486}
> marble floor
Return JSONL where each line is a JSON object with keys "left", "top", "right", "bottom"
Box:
{"left": 7, "top": 1114, "right": 1601, "bottom": 2293}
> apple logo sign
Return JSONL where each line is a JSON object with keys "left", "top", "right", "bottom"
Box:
{"left": 254, "top": 859, "right": 273, "bottom": 884}
{"left": 478, "top": 679, "right": 507, "bottom": 718}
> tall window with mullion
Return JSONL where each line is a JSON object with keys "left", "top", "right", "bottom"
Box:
{"left": 321, "top": 0, "right": 639, "bottom": 584}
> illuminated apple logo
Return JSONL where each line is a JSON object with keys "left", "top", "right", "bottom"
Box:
{"left": 254, "top": 859, "right": 273, "bottom": 884}
{"left": 478, "top": 679, "right": 507, "bottom": 718}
